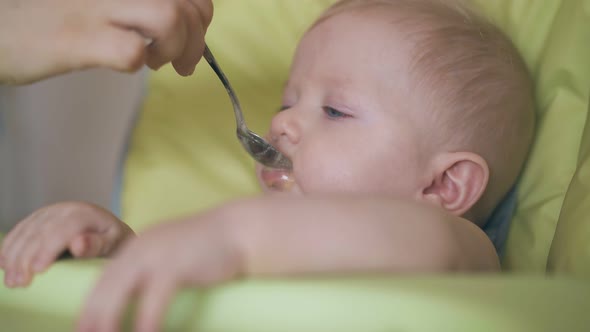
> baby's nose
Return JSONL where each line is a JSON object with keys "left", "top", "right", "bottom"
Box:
{"left": 269, "top": 108, "right": 301, "bottom": 145}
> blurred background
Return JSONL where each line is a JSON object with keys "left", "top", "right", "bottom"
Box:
{"left": 0, "top": 70, "right": 146, "bottom": 231}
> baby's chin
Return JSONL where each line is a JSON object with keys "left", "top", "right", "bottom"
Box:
{"left": 256, "top": 165, "right": 301, "bottom": 194}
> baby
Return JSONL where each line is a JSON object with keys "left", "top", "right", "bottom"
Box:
{"left": 1, "top": 0, "right": 535, "bottom": 331}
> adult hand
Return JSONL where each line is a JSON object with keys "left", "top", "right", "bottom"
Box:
{"left": 0, "top": 0, "right": 213, "bottom": 85}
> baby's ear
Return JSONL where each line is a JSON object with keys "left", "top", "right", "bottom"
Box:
{"left": 422, "top": 152, "right": 489, "bottom": 217}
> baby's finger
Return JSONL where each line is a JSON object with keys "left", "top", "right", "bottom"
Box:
{"left": 69, "top": 233, "right": 106, "bottom": 258}
{"left": 30, "top": 234, "right": 74, "bottom": 274}
{"left": 78, "top": 261, "right": 141, "bottom": 332}
{"left": 134, "top": 276, "right": 177, "bottom": 332}
{"left": 14, "top": 267, "right": 33, "bottom": 288}
{"left": 1, "top": 220, "right": 29, "bottom": 256}
{"left": 4, "top": 269, "right": 15, "bottom": 288}
{"left": 3, "top": 263, "right": 29, "bottom": 288}
{"left": 2, "top": 227, "right": 37, "bottom": 279}
{"left": 13, "top": 240, "right": 43, "bottom": 287}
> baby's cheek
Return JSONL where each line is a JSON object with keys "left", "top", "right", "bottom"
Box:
{"left": 296, "top": 163, "right": 345, "bottom": 194}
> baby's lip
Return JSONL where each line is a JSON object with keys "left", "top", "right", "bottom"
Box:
{"left": 260, "top": 167, "right": 295, "bottom": 191}
{"left": 259, "top": 136, "right": 296, "bottom": 191}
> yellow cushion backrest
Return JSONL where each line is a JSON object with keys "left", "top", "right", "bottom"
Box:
{"left": 474, "top": 1, "right": 590, "bottom": 273}
{"left": 122, "top": 0, "right": 590, "bottom": 273}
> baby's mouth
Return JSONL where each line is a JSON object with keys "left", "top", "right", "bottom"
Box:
{"left": 260, "top": 166, "right": 295, "bottom": 191}
{"left": 259, "top": 137, "right": 295, "bottom": 191}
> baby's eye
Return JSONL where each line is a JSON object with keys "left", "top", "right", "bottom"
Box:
{"left": 323, "top": 106, "right": 350, "bottom": 119}
{"left": 278, "top": 105, "right": 290, "bottom": 112}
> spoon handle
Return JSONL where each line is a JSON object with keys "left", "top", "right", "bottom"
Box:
{"left": 202, "top": 45, "right": 247, "bottom": 132}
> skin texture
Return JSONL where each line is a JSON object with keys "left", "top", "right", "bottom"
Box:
{"left": 0, "top": 0, "right": 213, "bottom": 84}
{"left": 1, "top": 5, "right": 506, "bottom": 332}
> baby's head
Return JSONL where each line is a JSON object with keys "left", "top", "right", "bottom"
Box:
{"left": 257, "top": 0, "right": 535, "bottom": 225}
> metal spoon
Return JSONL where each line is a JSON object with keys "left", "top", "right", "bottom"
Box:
{"left": 202, "top": 45, "right": 292, "bottom": 169}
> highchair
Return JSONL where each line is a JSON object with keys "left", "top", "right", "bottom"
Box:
{"left": 1, "top": 0, "right": 589, "bottom": 331}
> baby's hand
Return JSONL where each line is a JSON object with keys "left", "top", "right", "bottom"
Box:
{"left": 0, "top": 202, "right": 134, "bottom": 288}
{"left": 77, "top": 214, "right": 240, "bottom": 332}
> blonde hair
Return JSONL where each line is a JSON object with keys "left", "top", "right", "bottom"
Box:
{"left": 316, "top": 0, "right": 536, "bottom": 223}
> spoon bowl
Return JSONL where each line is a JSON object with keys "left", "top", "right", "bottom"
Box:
{"left": 203, "top": 45, "right": 292, "bottom": 170}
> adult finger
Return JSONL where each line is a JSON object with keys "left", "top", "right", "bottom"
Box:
{"left": 69, "top": 25, "right": 147, "bottom": 73}
{"left": 172, "top": 0, "right": 213, "bottom": 75}
{"left": 107, "top": 0, "right": 188, "bottom": 71}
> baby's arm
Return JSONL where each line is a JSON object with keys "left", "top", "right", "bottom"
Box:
{"left": 78, "top": 195, "right": 498, "bottom": 332}
{"left": 0, "top": 202, "right": 135, "bottom": 288}
{"left": 227, "top": 195, "right": 500, "bottom": 275}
